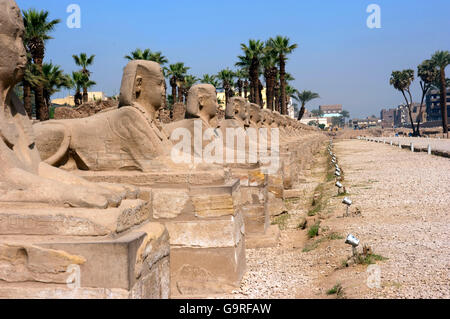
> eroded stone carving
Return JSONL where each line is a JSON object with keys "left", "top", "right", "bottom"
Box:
{"left": 34, "top": 60, "right": 172, "bottom": 171}
{"left": 0, "top": 0, "right": 128, "bottom": 208}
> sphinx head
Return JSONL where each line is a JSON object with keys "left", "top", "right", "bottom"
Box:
{"left": 185, "top": 84, "right": 218, "bottom": 123}
{"left": 0, "top": 0, "right": 27, "bottom": 90}
{"left": 261, "top": 109, "right": 274, "bottom": 126}
{"left": 119, "top": 60, "right": 165, "bottom": 118}
{"left": 226, "top": 96, "right": 248, "bottom": 123}
{"left": 248, "top": 103, "right": 262, "bottom": 126}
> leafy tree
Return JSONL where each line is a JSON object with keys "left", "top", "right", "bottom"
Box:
{"left": 73, "top": 53, "right": 96, "bottom": 103}
{"left": 41, "top": 63, "right": 72, "bottom": 109}
{"left": 430, "top": 51, "right": 450, "bottom": 136}
{"left": 200, "top": 74, "right": 220, "bottom": 88}
{"left": 181, "top": 75, "right": 198, "bottom": 102}
{"left": 217, "top": 69, "right": 235, "bottom": 106}
{"left": 125, "top": 49, "right": 168, "bottom": 65}
{"left": 125, "top": 48, "right": 151, "bottom": 61}
{"left": 416, "top": 59, "right": 440, "bottom": 135}
{"left": 261, "top": 45, "right": 279, "bottom": 110}
{"left": 237, "top": 40, "right": 265, "bottom": 106}
{"left": 293, "top": 91, "right": 320, "bottom": 120}
{"left": 165, "top": 63, "right": 190, "bottom": 104}
{"left": 23, "top": 8, "right": 60, "bottom": 120}
{"left": 267, "top": 36, "right": 298, "bottom": 115}
{"left": 390, "top": 69, "right": 417, "bottom": 135}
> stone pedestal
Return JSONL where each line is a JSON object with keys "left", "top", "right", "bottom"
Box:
{"left": 0, "top": 201, "right": 170, "bottom": 299}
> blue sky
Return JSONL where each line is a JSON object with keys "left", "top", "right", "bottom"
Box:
{"left": 17, "top": 0, "right": 450, "bottom": 118}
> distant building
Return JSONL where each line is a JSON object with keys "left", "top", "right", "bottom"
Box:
{"left": 387, "top": 103, "right": 427, "bottom": 128}
{"left": 380, "top": 108, "right": 395, "bottom": 128}
{"left": 52, "top": 91, "right": 106, "bottom": 107}
{"left": 319, "top": 104, "right": 342, "bottom": 115}
{"left": 426, "top": 88, "right": 450, "bottom": 122}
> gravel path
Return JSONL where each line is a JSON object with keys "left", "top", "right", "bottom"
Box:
{"left": 223, "top": 139, "right": 449, "bottom": 299}
{"left": 333, "top": 139, "right": 450, "bottom": 298}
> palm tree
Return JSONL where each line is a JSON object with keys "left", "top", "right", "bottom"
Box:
{"left": 22, "top": 57, "right": 43, "bottom": 118}
{"left": 182, "top": 75, "right": 199, "bottom": 101}
{"left": 234, "top": 69, "right": 246, "bottom": 97}
{"left": 390, "top": 70, "right": 417, "bottom": 135}
{"left": 237, "top": 40, "right": 265, "bottom": 106}
{"left": 201, "top": 74, "right": 220, "bottom": 88}
{"left": 71, "top": 72, "right": 95, "bottom": 106}
{"left": 41, "top": 63, "right": 72, "bottom": 109}
{"left": 417, "top": 59, "right": 439, "bottom": 135}
{"left": 293, "top": 90, "right": 320, "bottom": 120}
{"left": 268, "top": 36, "right": 298, "bottom": 115}
{"left": 285, "top": 84, "right": 298, "bottom": 112}
{"left": 165, "top": 63, "right": 190, "bottom": 105}
{"left": 430, "top": 51, "right": 450, "bottom": 137}
{"left": 73, "top": 53, "right": 96, "bottom": 103}
{"left": 22, "top": 9, "right": 61, "bottom": 121}
{"left": 261, "top": 45, "right": 279, "bottom": 110}
{"left": 124, "top": 49, "right": 169, "bottom": 66}
{"left": 148, "top": 51, "right": 168, "bottom": 65}
{"left": 124, "top": 48, "right": 151, "bottom": 61}
{"left": 217, "top": 69, "right": 235, "bottom": 106}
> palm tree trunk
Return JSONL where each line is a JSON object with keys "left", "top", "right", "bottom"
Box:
{"left": 237, "top": 79, "right": 242, "bottom": 97}
{"left": 34, "top": 86, "right": 48, "bottom": 121}
{"left": 298, "top": 102, "right": 306, "bottom": 120}
{"left": 170, "top": 77, "right": 177, "bottom": 105}
{"left": 82, "top": 87, "right": 89, "bottom": 103}
{"left": 279, "top": 55, "right": 287, "bottom": 115}
{"left": 440, "top": 69, "right": 448, "bottom": 136}
{"left": 178, "top": 84, "right": 184, "bottom": 103}
{"left": 23, "top": 81, "right": 32, "bottom": 118}
{"left": 264, "top": 69, "right": 273, "bottom": 111}
{"left": 250, "top": 59, "right": 260, "bottom": 105}
{"left": 243, "top": 80, "right": 248, "bottom": 99}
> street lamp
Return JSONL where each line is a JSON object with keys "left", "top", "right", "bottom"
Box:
{"left": 342, "top": 197, "right": 352, "bottom": 216}
{"left": 345, "top": 234, "right": 360, "bottom": 257}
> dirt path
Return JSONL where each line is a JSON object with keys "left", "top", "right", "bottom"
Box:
{"left": 223, "top": 138, "right": 449, "bottom": 299}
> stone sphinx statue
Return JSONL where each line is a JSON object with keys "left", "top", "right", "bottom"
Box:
{"left": 219, "top": 96, "right": 249, "bottom": 132}
{"left": 162, "top": 84, "right": 220, "bottom": 160}
{"left": 248, "top": 103, "right": 263, "bottom": 129}
{"left": 34, "top": 60, "right": 172, "bottom": 171}
{"left": 0, "top": 0, "right": 129, "bottom": 208}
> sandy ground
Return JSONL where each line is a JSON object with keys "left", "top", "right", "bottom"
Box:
{"left": 225, "top": 139, "right": 449, "bottom": 299}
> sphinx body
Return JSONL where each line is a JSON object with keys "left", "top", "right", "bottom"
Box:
{"left": 0, "top": 0, "right": 130, "bottom": 208}
{"left": 34, "top": 61, "right": 173, "bottom": 171}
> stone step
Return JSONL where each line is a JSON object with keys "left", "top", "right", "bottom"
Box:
{"left": 0, "top": 222, "right": 170, "bottom": 298}
{"left": 0, "top": 200, "right": 150, "bottom": 236}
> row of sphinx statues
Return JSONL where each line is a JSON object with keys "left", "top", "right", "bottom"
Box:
{"left": 0, "top": 0, "right": 312, "bottom": 210}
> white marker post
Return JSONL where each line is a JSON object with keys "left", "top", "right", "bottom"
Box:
{"left": 428, "top": 144, "right": 431, "bottom": 155}
{"left": 411, "top": 143, "right": 414, "bottom": 152}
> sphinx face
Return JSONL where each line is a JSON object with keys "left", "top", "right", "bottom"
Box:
{"left": 249, "top": 107, "right": 261, "bottom": 125}
{"left": 199, "top": 87, "right": 218, "bottom": 120}
{"left": 133, "top": 64, "right": 165, "bottom": 112}
{"left": 0, "top": 0, "right": 27, "bottom": 86}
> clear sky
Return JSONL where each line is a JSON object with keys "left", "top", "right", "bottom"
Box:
{"left": 16, "top": 0, "right": 450, "bottom": 118}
